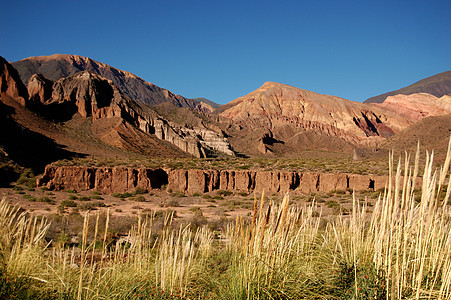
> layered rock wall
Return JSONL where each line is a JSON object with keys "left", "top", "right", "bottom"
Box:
{"left": 38, "top": 165, "right": 395, "bottom": 194}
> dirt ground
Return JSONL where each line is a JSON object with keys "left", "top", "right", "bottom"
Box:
{"left": 0, "top": 185, "right": 381, "bottom": 223}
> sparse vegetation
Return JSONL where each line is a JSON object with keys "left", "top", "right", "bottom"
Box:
{"left": 1, "top": 144, "right": 451, "bottom": 299}
{"left": 112, "top": 192, "right": 133, "bottom": 199}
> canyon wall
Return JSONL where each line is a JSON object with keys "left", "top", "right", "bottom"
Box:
{"left": 37, "top": 165, "right": 393, "bottom": 195}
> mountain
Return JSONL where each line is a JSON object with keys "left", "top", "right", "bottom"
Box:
{"left": 372, "top": 93, "right": 451, "bottom": 122}
{"left": 218, "top": 81, "right": 413, "bottom": 156}
{"left": 364, "top": 71, "right": 451, "bottom": 103}
{"left": 1, "top": 57, "right": 235, "bottom": 171}
{"left": 11, "top": 54, "right": 217, "bottom": 111}
{"left": 382, "top": 114, "right": 451, "bottom": 161}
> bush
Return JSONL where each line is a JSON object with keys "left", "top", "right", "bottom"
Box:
{"left": 131, "top": 195, "right": 146, "bottom": 202}
{"left": 134, "top": 187, "right": 147, "bottom": 195}
{"left": 169, "top": 191, "right": 186, "bottom": 197}
{"left": 37, "top": 197, "right": 55, "bottom": 205}
{"left": 23, "top": 194, "right": 36, "bottom": 202}
{"left": 217, "top": 190, "right": 233, "bottom": 196}
{"left": 112, "top": 192, "right": 133, "bottom": 199}
{"left": 60, "top": 199, "right": 77, "bottom": 208}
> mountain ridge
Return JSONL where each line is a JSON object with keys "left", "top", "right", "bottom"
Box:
{"left": 11, "top": 54, "right": 218, "bottom": 111}
{"left": 364, "top": 71, "right": 451, "bottom": 103}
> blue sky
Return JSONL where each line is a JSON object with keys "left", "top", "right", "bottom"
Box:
{"left": 2, "top": 0, "right": 450, "bottom": 104}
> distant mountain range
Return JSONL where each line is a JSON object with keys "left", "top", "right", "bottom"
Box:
{"left": 364, "top": 71, "right": 451, "bottom": 103}
{"left": 2, "top": 53, "right": 451, "bottom": 172}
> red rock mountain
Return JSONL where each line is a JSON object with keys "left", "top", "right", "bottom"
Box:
{"left": 27, "top": 70, "right": 234, "bottom": 158}
{"left": 219, "top": 81, "right": 413, "bottom": 155}
{"left": 1, "top": 57, "right": 235, "bottom": 173}
{"left": 11, "top": 54, "right": 216, "bottom": 111}
{"left": 364, "top": 71, "right": 451, "bottom": 103}
{"left": 373, "top": 93, "right": 451, "bottom": 122}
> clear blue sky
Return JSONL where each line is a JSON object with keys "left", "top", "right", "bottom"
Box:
{"left": 2, "top": 0, "right": 450, "bottom": 104}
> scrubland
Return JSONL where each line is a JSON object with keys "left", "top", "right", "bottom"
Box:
{"left": 1, "top": 143, "right": 451, "bottom": 299}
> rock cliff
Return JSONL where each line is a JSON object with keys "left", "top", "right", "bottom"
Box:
{"left": 0, "top": 56, "right": 28, "bottom": 106}
{"left": 37, "top": 165, "right": 392, "bottom": 194}
{"left": 28, "top": 70, "right": 234, "bottom": 158}
{"left": 12, "top": 54, "right": 216, "bottom": 110}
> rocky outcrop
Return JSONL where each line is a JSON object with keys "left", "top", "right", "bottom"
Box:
{"left": 26, "top": 70, "right": 234, "bottom": 158}
{"left": 37, "top": 165, "right": 394, "bottom": 194}
{"left": 27, "top": 73, "right": 53, "bottom": 105}
{"left": 0, "top": 56, "right": 28, "bottom": 106}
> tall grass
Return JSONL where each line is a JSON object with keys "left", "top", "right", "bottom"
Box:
{"left": 1, "top": 140, "right": 451, "bottom": 299}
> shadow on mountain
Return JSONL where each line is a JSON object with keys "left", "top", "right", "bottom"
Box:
{"left": 0, "top": 101, "right": 85, "bottom": 175}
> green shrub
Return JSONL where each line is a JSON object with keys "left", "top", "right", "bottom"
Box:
{"left": 112, "top": 192, "right": 133, "bottom": 199}
{"left": 37, "top": 197, "right": 55, "bottom": 205}
{"left": 131, "top": 195, "right": 146, "bottom": 202}
{"left": 60, "top": 199, "right": 77, "bottom": 208}
{"left": 23, "top": 194, "right": 36, "bottom": 202}
{"left": 217, "top": 190, "right": 233, "bottom": 196}
{"left": 134, "top": 187, "right": 147, "bottom": 195}
{"left": 169, "top": 191, "right": 186, "bottom": 198}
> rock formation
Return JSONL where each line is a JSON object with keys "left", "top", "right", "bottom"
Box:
{"left": 27, "top": 73, "right": 53, "bottom": 105}
{"left": 12, "top": 54, "right": 217, "bottom": 110}
{"left": 219, "top": 81, "right": 412, "bottom": 155}
{"left": 37, "top": 165, "right": 396, "bottom": 194}
{"left": 0, "top": 56, "right": 28, "bottom": 106}
{"left": 26, "top": 69, "right": 234, "bottom": 158}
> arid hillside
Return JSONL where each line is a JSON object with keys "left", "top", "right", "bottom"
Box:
{"left": 365, "top": 70, "right": 451, "bottom": 103}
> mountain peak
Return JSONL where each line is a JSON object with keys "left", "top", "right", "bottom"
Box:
{"left": 12, "top": 54, "right": 213, "bottom": 109}
{"left": 365, "top": 70, "right": 451, "bottom": 103}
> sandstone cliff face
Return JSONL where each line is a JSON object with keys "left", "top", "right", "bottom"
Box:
{"left": 27, "top": 73, "right": 53, "bottom": 105}
{"left": 219, "top": 82, "right": 411, "bottom": 149}
{"left": 0, "top": 56, "right": 28, "bottom": 106}
{"left": 38, "top": 165, "right": 392, "bottom": 194}
{"left": 27, "top": 70, "right": 234, "bottom": 158}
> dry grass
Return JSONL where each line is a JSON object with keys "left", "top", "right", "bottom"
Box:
{"left": 1, "top": 140, "right": 451, "bottom": 299}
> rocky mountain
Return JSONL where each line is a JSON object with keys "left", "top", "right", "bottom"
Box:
{"left": 364, "top": 71, "right": 451, "bottom": 103}
{"left": 218, "top": 81, "right": 412, "bottom": 155}
{"left": 372, "top": 93, "right": 451, "bottom": 122}
{"left": 382, "top": 113, "right": 451, "bottom": 159}
{"left": 11, "top": 54, "right": 217, "bottom": 111}
{"left": 1, "top": 57, "right": 235, "bottom": 171}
